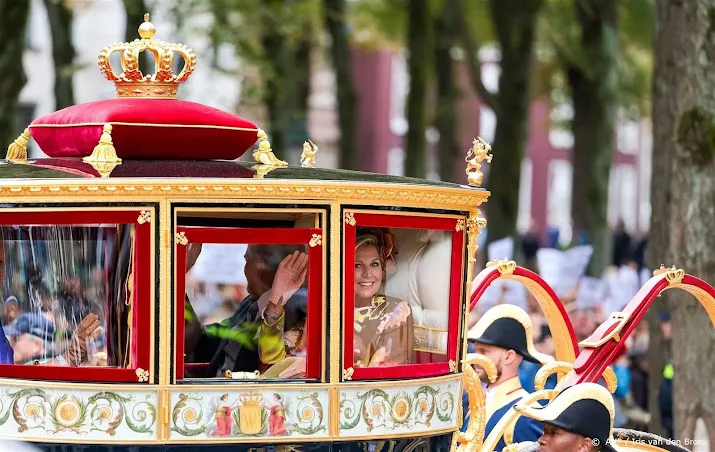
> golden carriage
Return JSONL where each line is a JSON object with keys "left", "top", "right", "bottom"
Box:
{"left": 0, "top": 15, "right": 713, "bottom": 452}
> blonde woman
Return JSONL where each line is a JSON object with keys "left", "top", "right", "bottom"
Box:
{"left": 353, "top": 228, "right": 414, "bottom": 367}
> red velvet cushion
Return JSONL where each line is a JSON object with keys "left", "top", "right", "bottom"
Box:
{"left": 29, "top": 98, "right": 260, "bottom": 160}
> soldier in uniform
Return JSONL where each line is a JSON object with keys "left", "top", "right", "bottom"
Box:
{"left": 514, "top": 382, "right": 618, "bottom": 452}
{"left": 461, "top": 304, "right": 551, "bottom": 450}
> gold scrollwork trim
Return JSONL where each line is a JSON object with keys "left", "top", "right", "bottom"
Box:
{"left": 344, "top": 211, "right": 356, "bottom": 226}
{"left": 309, "top": 233, "right": 322, "bottom": 247}
{"left": 456, "top": 219, "right": 465, "bottom": 231}
{"left": 175, "top": 231, "right": 188, "bottom": 245}
{"left": 534, "top": 361, "right": 573, "bottom": 391}
{"left": 449, "top": 360, "right": 457, "bottom": 372}
{"left": 137, "top": 210, "right": 151, "bottom": 224}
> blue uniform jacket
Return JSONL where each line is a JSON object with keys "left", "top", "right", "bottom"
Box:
{"left": 461, "top": 377, "right": 542, "bottom": 451}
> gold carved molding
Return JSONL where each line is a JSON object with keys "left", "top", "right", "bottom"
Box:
{"left": 0, "top": 179, "right": 489, "bottom": 211}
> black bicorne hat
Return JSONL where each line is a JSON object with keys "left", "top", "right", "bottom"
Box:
{"left": 468, "top": 304, "right": 551, "bottom": 365}
{"left": 514, "top": 383, "right": 619, "bottom": 452}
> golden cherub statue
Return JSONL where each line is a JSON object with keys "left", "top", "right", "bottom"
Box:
{"left": 301, "top": 140, "right": 318, "bottom": 168}
{"left": 465, "top": 137, "right": 493, "bottom": 187}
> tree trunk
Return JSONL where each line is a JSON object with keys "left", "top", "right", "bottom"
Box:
{"left": 482, "top": 0, "right": 543, "bottom": 245}
{"left": 568, "top": 0, "right": 619, "bottom": 276}
{"left": 43, "top": 0, "right": 75, "bottom": 110}
{"left": 404, "top": 0, "right": 432, "bottom": 178}
{"left": 434, "top": 0, "right": 461, "bottom": 183}
{"left": 324, "top": 0, "right": 357, "bottom": 170}
{"left": 650, "top": 0, "right": 715, "bottom": 443}
{"left": 286, "top": 21, "right": 313, "bottom": 159}
{"left": 260, "top": 8, "right": 291, "bottom": 158}
{"left": 0, "top": 0, "right": 31, "bottom": 158}
{"left": 123, "top": 0, "right": 151, "bottom": 73}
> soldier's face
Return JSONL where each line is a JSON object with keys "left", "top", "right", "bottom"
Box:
{"left": 537, "top": 424, "right": 594, "bottom": 452}
{"left": 473, "top": 343, "right": 507, "bottom": 381}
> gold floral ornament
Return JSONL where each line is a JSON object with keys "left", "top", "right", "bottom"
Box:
{"left": 309, "top": 233, "right": 322, "bottom": 247}
{"left": 457, "top": 353, "right": 498, "bottom": 451}
{"left": 175, "top": 231, "right": 188, "bottom": 245}
{"left": 465, "top": 137, "right": 493, "bottom": 187}
{"left": 82, "top": 124, "right": 122, "bottom": 177}
{"left": 97, "top": 13, "right": 196, "bottom": 98}
{"left": 343, "top": 367, "right": 354, "bottom": 380}
{"left": 135, "top": 367, "right": 149, "bottom": 382}
{"left": 301, "top": 139, "right": 318, "bottom": 168}
{"left": 137, "top": 210, "right": 151, "bottom": 224}
{"left": 6, "top": 128, "right": 31, "bottom": 162}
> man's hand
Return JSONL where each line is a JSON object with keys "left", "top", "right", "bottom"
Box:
{"left": 65, "top": 313, "right": 102, "bottom": 366}
{"left": 269, "top": 251, "right": 308, "bottom": 309}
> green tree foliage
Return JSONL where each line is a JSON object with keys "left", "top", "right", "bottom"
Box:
{"left": 536, "top": 0, "right": 653, "bottom": 276}
{"left": 324, "top": 0, "right": 358, "bottom": 170}
{"left": 458, "top": 0, "right": 544, "bottom": 250}
{"left": 171, "top": 0, "right": 321, "bottom": 159}
{"left": 404, "top": 0, "right": 433, "bottom": 178}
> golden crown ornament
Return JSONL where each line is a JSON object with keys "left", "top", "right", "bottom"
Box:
{"left": 97, "top": 14, "right": 196, "bottom": 98}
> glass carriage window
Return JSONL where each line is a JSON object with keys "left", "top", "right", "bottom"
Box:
{"left": 343, "top": 211, "right": 465, "bottom": 380}
{"left": 0, "top": 210, "right": 153, "bottom": 383}
{"left": 175, "top": 213, "right": 324, "bottom": 381}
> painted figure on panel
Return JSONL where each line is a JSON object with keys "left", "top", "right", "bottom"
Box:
{"left": 210, "top": 394, "right": 238, "bottom": 437}
{"left": 268, "top": 393, "right": 289, "bottom": 436}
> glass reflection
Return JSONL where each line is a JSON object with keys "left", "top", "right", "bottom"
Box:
{"left": 0, "top": 225, "right": 133, "bottom": 368}
{"left": 183, "top": 243, "right": 309, "bottom": 379}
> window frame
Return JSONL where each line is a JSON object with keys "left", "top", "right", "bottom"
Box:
{"left": 174, "top": 226, "right": 324, "bottom": 381}
{"left": 0, "top": 209, "right": 153, "bottom": 383}
{"left": 342, "top": 210, "right": 465, "bottom": 380}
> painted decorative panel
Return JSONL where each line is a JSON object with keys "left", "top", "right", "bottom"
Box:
{"left": 339, "top": 377, "right": 460, "bottom": 437}
{"left": 0, "top": 385, "right": 158, "bottom": 441}
{"left": 169, "top": 388, "right": 330, "bottom": 440}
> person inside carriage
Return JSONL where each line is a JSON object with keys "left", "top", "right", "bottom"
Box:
{"left": 184, "top": 242, "right": 309, "bottom": 378}
{"left": 462, "top": 304, "right": 551, "bottom": 450}
{"left": 352, "top": 227, "right": 414, "bottom": 367}
{"left": 514, "top": 382, "right": 620, "bottom": 452}
{"left": 252, "top": 226, "right": 415, "bottom": 377}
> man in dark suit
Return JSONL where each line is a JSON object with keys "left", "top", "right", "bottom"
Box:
{"left": 183, "top": 243, "right": 307, "bottom": 378}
